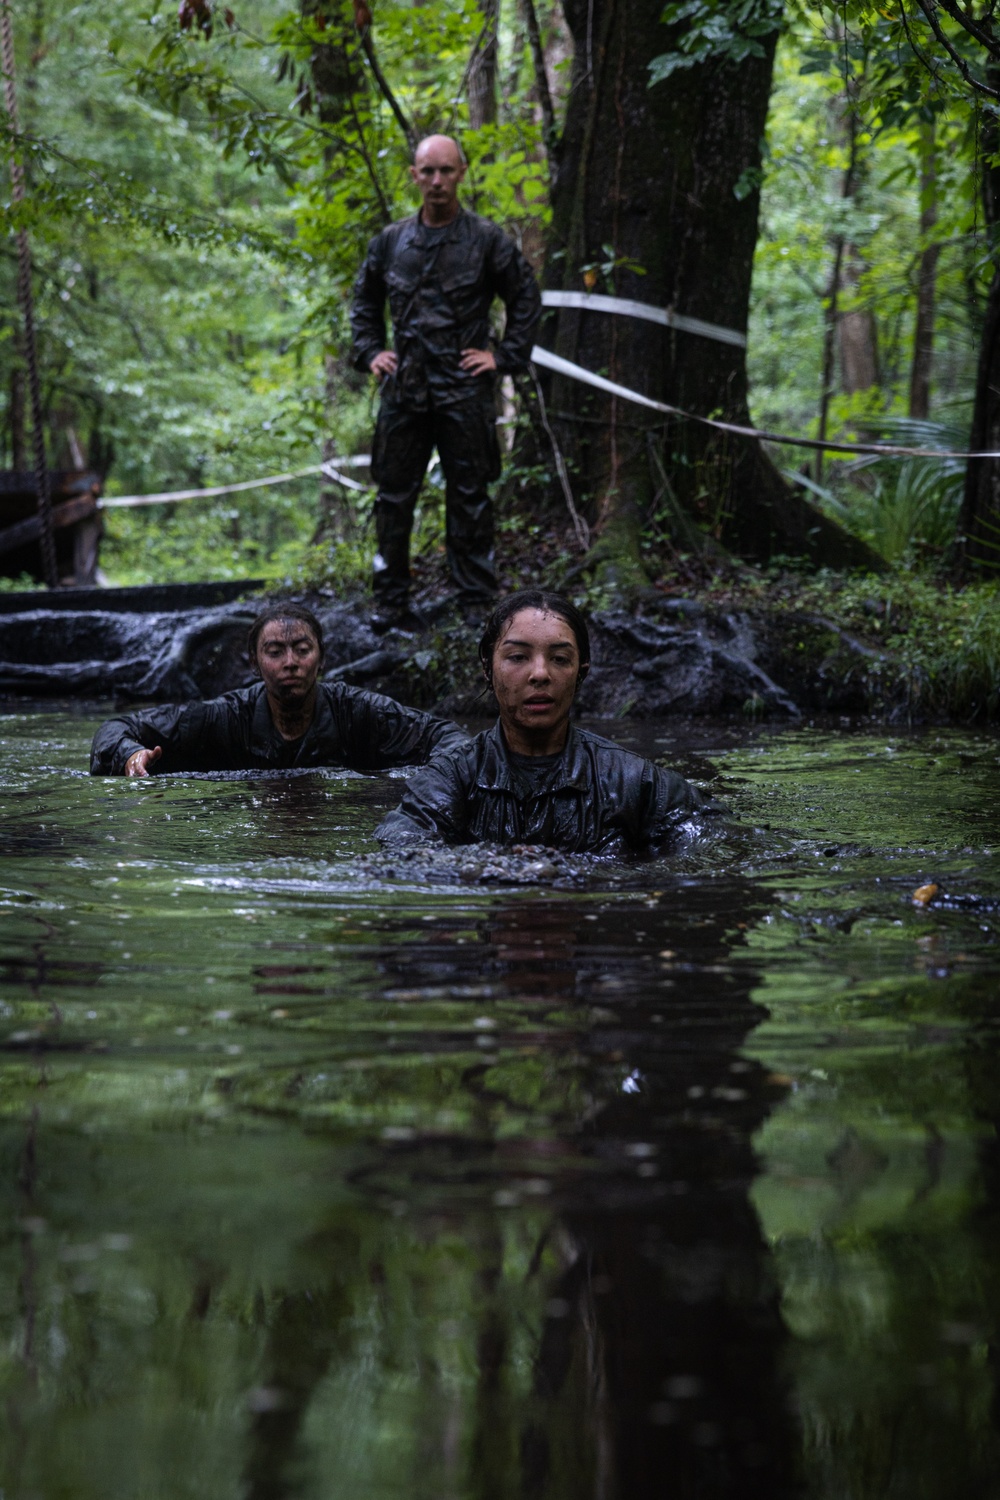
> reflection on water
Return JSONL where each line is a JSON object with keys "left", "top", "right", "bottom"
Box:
{"left": 0, "top": 711, "right": 998, "bottom": 1498}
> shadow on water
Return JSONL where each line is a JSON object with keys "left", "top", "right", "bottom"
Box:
{"left": 1, "top": 712, "right": 999, "bottom": 1497}
{"left": 237, "top": 890, "right": 798, "bottom": 1500}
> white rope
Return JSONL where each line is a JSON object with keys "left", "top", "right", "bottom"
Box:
{"left": 530, "top": 346, "right": 1000, "bottom": 460}
{"left": 319, "top": 460, "right": 371, "bottom": 493}
{"left": 541, "top": 289, "right": 747, "bottom": 349}
{"left": 95, "top": 336, "right": 1000, "bottom": 517}
{"left": 98, "top": 456, "right": 371, "bottom": 509}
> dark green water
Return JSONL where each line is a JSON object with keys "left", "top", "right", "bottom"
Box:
{"left": 1, "top": 709, "right": 998, "bottom": 1500}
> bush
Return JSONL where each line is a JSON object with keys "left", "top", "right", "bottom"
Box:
{"left": 821, "top": 419, "right": 969, "bottom": 567}
{"left": 793, "top": 571, "right": 1000, "bottom": 721}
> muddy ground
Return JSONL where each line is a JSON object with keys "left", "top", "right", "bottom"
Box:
{"left": 0, "top": 579, "right": 893, "bottom": 722}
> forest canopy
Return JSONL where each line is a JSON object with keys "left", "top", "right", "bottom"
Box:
{"left": 1, "top": 0, "right": 998, "bottom": 588}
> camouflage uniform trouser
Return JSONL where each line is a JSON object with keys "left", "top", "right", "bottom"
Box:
{"left": 370, "top": 390, "right": 500, "bottom": 608}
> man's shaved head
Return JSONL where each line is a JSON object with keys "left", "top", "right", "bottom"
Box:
{"left": 413, "top": 134, "right": 466, "bottom": 168}
{"left": 410, "top": 135, "right": 467, "bottom": 224}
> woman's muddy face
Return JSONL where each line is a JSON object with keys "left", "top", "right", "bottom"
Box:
{"left": 491, "top": 608, "right": 584, "bottom": 749}
{"left": 254, "top": 619, "right": 322, "bottom": 704}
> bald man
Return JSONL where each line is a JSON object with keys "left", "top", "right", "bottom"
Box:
{"left": 350, "top": 134, "right": 541, "bottom": 631}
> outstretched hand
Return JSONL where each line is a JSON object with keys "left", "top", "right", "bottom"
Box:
{"left": 460, "top": 348, "right": 497, "bottom": 377}
{"left": 126, "top": 746, "right": 163, "bottom": 777}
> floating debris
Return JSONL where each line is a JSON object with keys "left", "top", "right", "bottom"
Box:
{"left": 912, "top": 881, "right": 999, "bottom": 912}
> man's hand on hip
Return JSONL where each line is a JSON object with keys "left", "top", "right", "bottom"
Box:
{"left": 370, "top": 351, "right": 398, "bottom": 379}
{"left": 459, "top": 348, "right": 497, "bottom": 377}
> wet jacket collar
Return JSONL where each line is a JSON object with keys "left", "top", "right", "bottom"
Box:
{"left": 249, "top": 681, "right": 336, "bottom": 762}
{"left": 474, "top": 720, "right": 592, "bottom": 794}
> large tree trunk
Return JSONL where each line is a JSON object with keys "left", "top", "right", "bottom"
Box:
{"left": 959, "top": 90, "right": 1000, "bottom": 577}
{"left": 541, "top": 0, "right": 878, "bottom": 585}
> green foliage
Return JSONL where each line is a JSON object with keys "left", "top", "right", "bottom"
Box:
{"left": 830, "top": 0, "right": 998, "bottom": 113}
{"left": 0, "top": 0, "right": 323, "bottom": 579}
{"left": 819, "top": 418, "right": 969, "bottom": 564}
{"left": 848, "top": 458, "right": 964, "bottom": 561}
{"left": 292, "top": 470, "right": 447, "bottom": 595}
{"left": 748, "top": 12, "right": 979, "bottom": 485}
{"left": 463, "top": 125, "right": 549, "bottom": 225}
{"left": 649, "top": 0, "right": 783, "bottom": 85}
{"left": 102, "top": 485, "right": 323, "bottom": 585}
{"left": 780, "top": 415, "right": 971, "bottom": 569}
{"left": 130, "top": 0, "right": 546, "bottom": 285}
{"left": 780, "top": 569, "right": 1000, "bottom": 720}
{"left": 0, "top": 571, "right": 37, "bottom": 593}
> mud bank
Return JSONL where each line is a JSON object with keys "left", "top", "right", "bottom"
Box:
{"left": 0, "top": 581, "right": 898, "bottom": 720}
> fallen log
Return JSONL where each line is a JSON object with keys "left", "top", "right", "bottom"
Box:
{"left": 0, "top": 490, "right": 99, "bottom": 557}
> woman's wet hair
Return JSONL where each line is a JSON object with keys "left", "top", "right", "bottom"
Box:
{"left": 478, "top": 590, "right": 591, "bottom": 688}
{"left": 247, "top": 603, "right": 324, "bottom": 669}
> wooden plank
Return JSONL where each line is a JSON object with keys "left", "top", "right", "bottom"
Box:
{"left": 0, "top": 493, "right": 99, "bottom": 558}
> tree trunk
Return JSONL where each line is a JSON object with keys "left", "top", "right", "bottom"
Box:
{"left": 816, "top": 80, "right": 861, "bottom": 480}
{"left": 500, "top": 7, "right": 526, "bottom": 125}
{"left": 815, "top": 237, "right": 844, "bottom": 484}
{"left": 301, "top": 1, "right": 380, "bottom": 543}
{"left": 302, "top": 0, "right": 363, "bottom": 125}
{"left": 838, "top": 246, "right": 879, "bottom": 393}
{"left": 468, "top": 0, "right": 499, "bottom": 129}
{"left": 9, "top": 337, "right": 26, "bottom": 472}
{"left": 959, "top": 267, "right": 1000, "bottom": 574}
{"left": 8, "top": 0, "right": 37, "bottom": 474}
{"left": 959, "top": 86, "right": 1000, "bottom": 578}
{"left": 542, "top": 0, "right": 878, "bottom": 586}
{"left": 909, "top": 119, "right": 939, "bottom": 421}
{"left": 522, "top": 0, "right": 556, "bottom": 154}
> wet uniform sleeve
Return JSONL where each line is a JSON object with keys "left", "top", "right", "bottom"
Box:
{"left": 375, "top": 753, "right": 473, "bottom": 844}
{"left": 334, "top": 686, "right": 467, "bottom": 769}
{"left": 349, "top": 233, "right": 388, "bottom": 373}
{"left": 489, "top": 229, "right": 541, "bottom": 376}
{"left": 89, "top": 701, "right": 216, "bottom": 776}
{"left": 640, "top": 763, "right": 722, "bottom": 846}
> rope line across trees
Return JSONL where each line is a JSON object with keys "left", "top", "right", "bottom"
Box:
{"left": 99, "top": 344, "right": 999, "bottom": 513}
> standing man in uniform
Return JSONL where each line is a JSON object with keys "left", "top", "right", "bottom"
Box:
{"left": 350, "top": 134, "right": 541, "bottom": 631}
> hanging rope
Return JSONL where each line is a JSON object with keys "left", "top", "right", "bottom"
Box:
{"left": 530, "top": 366, "right": 590, "bottom": 552}
{"left": 1, "top": 1, "right": 57, "bottom": 589}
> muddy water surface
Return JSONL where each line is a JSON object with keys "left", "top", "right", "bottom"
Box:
{"left": 1, "top": 709, "right": 998, "bottom": 1499}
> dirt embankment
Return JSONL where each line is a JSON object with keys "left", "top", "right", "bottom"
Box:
{"left": 0, "top": 582, "right": 904, "bottom": 721}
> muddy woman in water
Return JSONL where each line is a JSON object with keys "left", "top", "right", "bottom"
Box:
{"left": 377, "top": 589, "right": 718, "bottom": 853}
{"left": 90, "top": 603, "right": 466, "bottom": 776}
